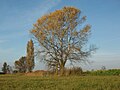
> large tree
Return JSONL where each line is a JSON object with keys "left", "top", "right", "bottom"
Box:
{"left": 26, "top": 39, "right": 34, "bottom": 72}
{"left": 31, "top": 7, "right": 96, "bottom": 75}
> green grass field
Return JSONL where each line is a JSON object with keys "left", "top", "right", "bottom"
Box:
{"left": 0, "top": 75, "right": 120, "bottom": 90}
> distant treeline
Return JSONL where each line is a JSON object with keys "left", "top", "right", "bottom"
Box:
{"left": 85, "top": 69, "right": 120, "bottom": 76}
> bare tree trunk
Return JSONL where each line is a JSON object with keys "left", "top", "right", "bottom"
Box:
{"left": 60, "top": 63, "right": 65, "bottom": 75}
{"left": 55, "top": 64, "right": 58, "bottom": 75}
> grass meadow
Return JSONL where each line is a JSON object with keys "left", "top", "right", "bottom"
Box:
{"left": 0, "top": 74, "right": 120, "bottom": 90}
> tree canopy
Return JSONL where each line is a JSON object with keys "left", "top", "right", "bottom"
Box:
{"left": 31, "top": 6, "right": 96, "bottom": 75}
{"left": 14, "top": 40, "right": 34, "bottom": 73}
{"left": 2, "top": 62, "right": 8, "bottom": 74}
{"left": 14, "top": 56, "right": 27, "bottom": 73}
{"left": 26, "top": 39, "right": 35, "bottom": 72}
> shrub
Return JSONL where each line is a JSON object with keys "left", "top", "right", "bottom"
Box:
{"left": 65, "top": 67, "right": 83, "bottom": 76}
{"left": 86, "top": 69, "right": 120, "bottom": 76}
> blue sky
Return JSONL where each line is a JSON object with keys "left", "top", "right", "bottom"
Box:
{"left": 0, "top": 0, "right": 120, "bottom": 70}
